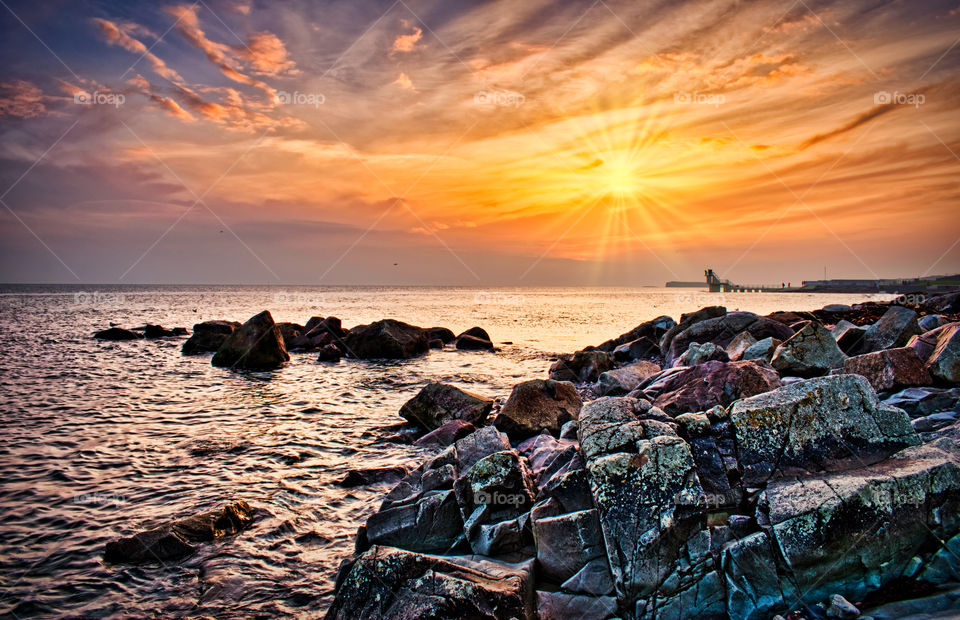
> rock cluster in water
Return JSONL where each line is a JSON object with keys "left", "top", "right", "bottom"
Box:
{"left": 97, "top": 311, "right": 496, "bottom": 370}
{"left": 328, "top": 292, "right": 960, "bottom": 620}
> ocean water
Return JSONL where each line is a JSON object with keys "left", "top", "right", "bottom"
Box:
{"left": 0, "top": 285, "right": 884, "bottom": 618}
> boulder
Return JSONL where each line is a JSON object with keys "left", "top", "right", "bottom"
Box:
{"left": 832, "top": 320, "right": 867, "bottom": 355}
{"left": 289, "top": 316, "right": 344, "bottom": 351}
{"left": 651, "top": 360, "right": 782, "bottom": 416}
{"left": 494, "top": 379, "right": 583, "bottom": 439}
{"left": 882, "top": 386, "right": 960, "bottom": 417}
{"left": 926, "top": 324, "right": 960, "bottom": 383}
{"left": 338, "top": 466, "right": 410, "bottom": 488}
{"left": 726, "top": 331, "right": 758, "bottom": 361}
{"left": 665, "top": 312, "right": 794, "bottom": 366}
{"left": 211, "top": 311, "right": 289, "bottom": 370}
{"left": 317, "top": 343, "right": 341, "bottom": 362}
{"left": 94, "top": 327, "right": 143, "bottom": 341}
{"left": 342, "top": 319, "right": 429, "bottom": 359}
{"left": 533, "top": 509, "right": 607, "bottom": 583}
{"left": 426, "top": 327, "right": 456, "bottom": 344}
{"left": 454, "top": 450, "right": 536, "bottom": 525}
{"left": 428, "top": 338, "right": 443, "bottom": 349}
{"left": 861, "top": 306, "right": 921, "bottom": 353}
{"left": 458, "top": 326, "right": 491, "bottom": 342}
{"left": 182, "top": 320, "right": 240, "bottom": 355}
{"left": 414, "top": 420, "right": 477, "bottom": 449}
{"left": 918, "top": 314, "right": 946, "bottom": 332}
{"left": 597, "top": 315, "right": 676, "bottom": 352}
{"left": 142, "top": 324, "right": 176, "bottom": 338}
{"left": 770, "top": 322, "right": 847, "bottom": 377}
{"left": 596, "top": 361, "right": 661, "bottom": 396}
{"left": 729, "top": 375, "right": 919, "bottom": 485}
{"left": 549, "top": 350, "right": 613, "bottom": 383}
{"left": 612, "top": 336, "right": 660, "bottom": 362}
{"left": 456, "top": 334, "right": 494, "bottom": 350}
{"left": 762, "top": 439, "right": 960, "bottom": 607}
{"left": 577, "top": 396, "right": 715, "bottom": 617}
{"left": 399, "top": 383, "right": 493, "bottom": 432}
{"left": 741, "top": 337, "right": 781, "bottom": 362}
{"left": 104, "top": 500, "right": 254, "bottom": 563}
{"left": 842, "top": 347, "right": 932, "bottom": 392}
{"left": 659, "top": 306, "right": 726, "bottom": 354}
{"left": 275, "top": 322, "right": 304, "bottom": 349}
{"left": 327, "top": 546, "right": 535, "bottom": 620}
{"left": 536, "top": 591, "right": 617, "bottom": 620}
{"left": 675, "top": 341, "right": 729, "bottom": 367}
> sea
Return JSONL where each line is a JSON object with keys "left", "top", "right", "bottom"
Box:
{"left": 0, "top": 285, "right": 887, "bottom": 618}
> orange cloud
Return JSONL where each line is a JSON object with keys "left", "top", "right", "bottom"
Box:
{"left": 393, "top": 72, "right": 415, "bottom": 90}
{"left": 0, "top": 80, "right": 48, "bottom": 118}
{"left": 241, "top": 32, "right": 298, "bottom": 75}
{"left": 92, "top": 18, "right": 184, "bottom": 83}
{"left": 392, "top": 25, "right": 423, "bottom": 52}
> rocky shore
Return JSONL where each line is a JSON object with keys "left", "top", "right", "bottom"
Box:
{"left": 324, "top": 293, "right": 960, "bottom": 619}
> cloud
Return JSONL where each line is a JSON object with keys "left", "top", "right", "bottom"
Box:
{"left": 392, "top": 24, "right": 423, "bottom": 53}
{"left": 393, "top": 72, "right": 415, "bottom": 90}
{"left": 92, "top": 18, "right": 184, "bottom": 84}
{"left": 0, "top": 80, "right": 50, "bottom": 118}
{"left": 240, "top": 32, "right": 298, "bottom": 76}
{"left": 799, "top": 102, "right": 899, "bottom": 149}
{"left": 164, "top": 4, "right": 276, "bottom": 97}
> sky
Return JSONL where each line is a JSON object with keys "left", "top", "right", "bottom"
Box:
{"left": 0, "top": 0, "right": 958, "bottom": 285}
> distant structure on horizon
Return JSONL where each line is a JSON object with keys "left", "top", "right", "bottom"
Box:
{"left": 678, "top": 269, "right": 960, "bottom": 294}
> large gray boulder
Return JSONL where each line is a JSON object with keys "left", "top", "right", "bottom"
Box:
{"left": 182, "top": 320, "right": 240, "bottom": 354}
{"left": 770, "top": 322, "right": 847, "bottom": 377}
{"left": 327, "top": 546, "right": 536, "bottom": 620}
{"left": 675, "top": 341, "right": 729, "bottom": 367}
{"left": 495, "top": 379, "right": 582, "bottom": 439}
{"left": 342, "top": 319, "right": 429, "bottom": 359}
{"left": 729, "top": 374, "right": 919, "bottom": 485}
{"left": 577, "top": 397, "right": 716, "bottom": 617}
{"left": 862, "top": 306, "right": 921, "bottom": 353}
{"left": 399, "top": 383, "right": 493, "bottom": 432}
{"left": 762, "top": 439, "right": 960, "bottom": 607}
{"left": 533, "top": 508, "right": 606, "bottom": 583}
{"left": 211, "top": 311, "right": 289, "bottom": 370}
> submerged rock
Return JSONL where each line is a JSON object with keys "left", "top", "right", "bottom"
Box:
{"left": 399, "top": 383, "right": 493, "bottom": 432}
{"left": 211, "top": 311, "right": 289, "bottom": 370}
{"left": 494, "top": 379, "right": 582, "bottom": 439}
{"left": 103, "top": 500, "right": 254, "bottom": 563}
{"left": 182, "top": 320, "right": 240, "bottom": 355}
{"left": 94, "top": 327, "right": 143, "bottom": 341}
{"left": 338, "top": 466, "right": 410, "bottom": 488}
{"left": 342, "top": 319, "right": 429, "bottom": 359}
{"left": 455, "top": 327, "right": 494, "bottom": 350}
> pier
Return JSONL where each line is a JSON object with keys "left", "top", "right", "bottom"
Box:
{"left": 704, "top": 269, "right": 794, "bottom": 293}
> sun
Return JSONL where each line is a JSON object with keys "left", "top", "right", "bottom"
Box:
{"left": 595, "top": 156, "right": 643, "bottom": 196}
